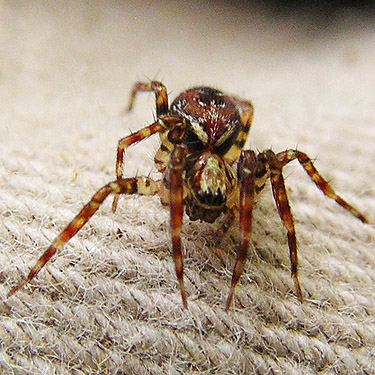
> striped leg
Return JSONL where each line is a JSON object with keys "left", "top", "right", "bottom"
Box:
{"left": 266, "top": 150, "right": 303, "bottom": 301}
{"left": 224, "top": 98, "right": 254, "bottom": 165}
{"left": 126, "top": 80, "right": 169, "bottom": 117}
{"left": 169, "top": 144, "right": 188, "bottom": 308}
{"left": 112, "top": 121, "right": 164, "bottom": 211}
{"left": 277, "top": 149, "right": 368, "bottom": 223}
{"left": 8, "top": 177, "right": 160, "bottom": 297}
{"left": 113, "top": 81, "right": 169, "bottom": 211}
{"left": 225, "top": 150, "right": 256, "bottom": 310}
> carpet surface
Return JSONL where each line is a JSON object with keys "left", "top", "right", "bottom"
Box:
{"left": 1, "top": 2, "right": 375, "bottom": 374}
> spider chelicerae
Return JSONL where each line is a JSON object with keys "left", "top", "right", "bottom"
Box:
{"left": 8, "top": 81, "right": 369, "bottom": 310}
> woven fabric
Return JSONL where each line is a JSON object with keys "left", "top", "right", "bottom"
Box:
{"left": 1, "top": 2, "right": 375, "bottom": 374}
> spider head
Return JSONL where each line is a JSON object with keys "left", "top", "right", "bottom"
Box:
{"left": 185, "top": 152, "right": 235, "bottom": 223}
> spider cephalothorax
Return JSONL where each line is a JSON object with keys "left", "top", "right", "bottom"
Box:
{"left": 8, "top": 81, "right": 369, "bottom": 310}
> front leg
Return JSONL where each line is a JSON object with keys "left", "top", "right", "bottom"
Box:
{"left": 265, "top": 150, "right": 303, "bottom": 301}
{"left": 225, "top": 150, "right": 256, "bottom": 310}
{"left": 168, "top": 144, "right": 188, "bottom": 308}
{"left": 113, "top": 81, "right": 169, "bottom": 211}
{"left": 125, "top": 81, "right": 169, "bottom": 117}
{"left": 112, "top": 121, "right": 164, "bottom": 212}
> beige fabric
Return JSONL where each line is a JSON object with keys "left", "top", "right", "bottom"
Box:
{"left": 1, "top": 2, "right": 375, "bottom": 374}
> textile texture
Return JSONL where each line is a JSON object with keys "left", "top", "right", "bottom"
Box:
{"left": 1, "top": 2, "right": 374, "bottom": 374}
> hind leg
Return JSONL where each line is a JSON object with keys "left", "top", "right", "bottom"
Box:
{"left": 277, "top": 149, "right": 368, "bottom": 223}
{"left": 8, "top": 177, "right": 160, "bottom": 297}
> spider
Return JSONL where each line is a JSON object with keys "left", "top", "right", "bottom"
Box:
{"left": 8, "top": 81, "right": 369, "bottom": 310}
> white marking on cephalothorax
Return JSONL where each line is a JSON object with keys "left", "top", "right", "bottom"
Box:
{"left": 190, "top": 120, "right": 208, "bottom": 144}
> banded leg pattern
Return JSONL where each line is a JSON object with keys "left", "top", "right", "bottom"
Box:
{"left": 277, "top": 149, "right": 368, "bottom": 223}
{"left": 113, "top": 121, "right": 164, "bottom": 211}
{"left": 226, "top": 150, "right": 257, "bottom": 310}
{"left": 266, "top": 150, "right": 302, "bottom": 301}
{"left": 168, "top": 145, "right": 188, "bottom": 308}
{"left": 8, "top": 177, "right": 160, "bottom": 297}
{"left": 126, "top": 81, "right": 169, "bottom": 117}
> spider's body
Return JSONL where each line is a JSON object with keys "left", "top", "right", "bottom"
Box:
{"left": 167, "top": 87, "right": 246, "bottom": 223}
{"left": 8, "top": 81, "right": 368, "bottom": 310}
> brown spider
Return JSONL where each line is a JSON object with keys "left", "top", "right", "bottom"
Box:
{"left": 8, "top": 81, "right": 369, "bottom": 310}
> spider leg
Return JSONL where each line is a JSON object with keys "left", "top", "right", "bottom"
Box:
{"left": 224, "top": 98, "right": 254, "bottom": 164}
{"left": 8, "top": 177, "right": 160, "bottom": 297}
{"left": 126, "top": 80, "right": 168, "bottom": 117}
{"left": 216, "top": 205, "right": 238, "bottom": 238}
{"left": 113, "top": 81, "right": 170, "bottom": 211}
{"left": 112, "top": 121, "right": 164, "bottom": 212}
{"left": 168, "top": 144, "right": 188, "bottom": 308}
{"left": 277, "top": 149, "right": 368, "bottom": 223}
{"left": 266, "top": 150, "right": 303, "bottom": 301}
{"left": 225, "top": 150, "right": 256, "bottom": 311}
